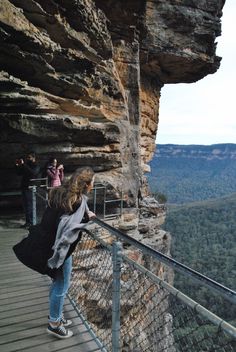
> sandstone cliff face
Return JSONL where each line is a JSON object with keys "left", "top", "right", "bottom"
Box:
{"left": 0, "top": 1, "right": 225, "bottom": 347}
{"left": 0, "top": 0, "right": 225, "bottom": 271}
{"left": 0, "top": 0, "right": 225, "bottom": 202}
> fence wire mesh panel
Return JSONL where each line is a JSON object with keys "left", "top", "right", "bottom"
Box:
{"left": 69, "top": 227, "right": 236, "bottom": 352}
{"left": 30, "top": 185, "right": 48, "bottom": 224}
{"left": 69, "top": 231, "right": 113, "bottom": 350}
{"left": 119, "top": 263, "right": 172, "bottom": 351}
{"left": 119, "top": 257, "right": 236, "bottom": 352}
{"left": 32, "top": 182, "right": 123, "bottom": 224}
{"left": 88, "top": 184, "right": 123, "bottom": 220}
{"left": 173, "top": 273, "right": 236, "bottom": 324}
{"left": 168, "top": 297, "right": 236, "bottom": 352}
{"left": 30, "top": 190, "right": 236, "bottom": 351}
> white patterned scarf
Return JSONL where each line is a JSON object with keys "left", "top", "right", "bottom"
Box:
{"left": 47, "top": 195, "right": 89, "bottom": 269}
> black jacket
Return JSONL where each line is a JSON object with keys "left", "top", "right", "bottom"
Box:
{"left": 13, "top": 205, "right": 88, "bottom": 278}
{"left": 16, "top": 161, "right": 41, "bottom": 189}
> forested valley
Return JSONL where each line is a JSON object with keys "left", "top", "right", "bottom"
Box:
{"left": 149, "top": 143, "right": 236, "bottom": 204}
{"left": 148, "top": 144, "right": 236, "bottom": 322}
{"left": 163, "top": 194, "right": 236, "bottom": 321}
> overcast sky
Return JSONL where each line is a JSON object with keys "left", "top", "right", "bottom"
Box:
{"left": 157, "top": 0, "right": 236, "bottom": 146}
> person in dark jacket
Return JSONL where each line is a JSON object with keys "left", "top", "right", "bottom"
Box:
{"left": 14, "top": 166, "right": 95, "bottom": 339}
{"left": 15, "top": 151, "right": 41, "bottom": 228}
{"left": 46, "top": 166, "right": 95, "bottom": 338}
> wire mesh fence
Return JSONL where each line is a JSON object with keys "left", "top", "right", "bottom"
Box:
{"left": 30, "top": 183, "right": 48, "bottom": 225}
{"left": 171, "top": 271, "right": 236, "bottom": 325}
{"left": 88, "top": 183, "right": 123, "bottom": 220}
{"left": 69, "top": 226, "right": 236, "bottom": 352}
{"left": 30, "top": 181, "right": 123, "bottom": 224}
{"left": 27, "top": 180, "right": 236, "bottom": 351}
{"left": 119, "top": 256, "right": 236, "bottom": 352}
{"left": 69, "top": 230, "right": 113, "bottom": 350}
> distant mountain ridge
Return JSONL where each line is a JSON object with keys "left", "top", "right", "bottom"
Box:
{"left": 148, "top": 143, "right": 236, "bottom": 204}
{"left": 155, "top": 143, "right": 236, "bottom": 159}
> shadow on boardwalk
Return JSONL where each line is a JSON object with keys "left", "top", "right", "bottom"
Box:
{"left": 0, "top": 215, "right": 103, "bottom": 352}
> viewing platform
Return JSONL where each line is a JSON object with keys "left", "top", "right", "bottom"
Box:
{"left": 0, "top": 215, "right": 103, "bottom": 352}
{"left": 1, "top": 213, "right": 235, "bottom": 351}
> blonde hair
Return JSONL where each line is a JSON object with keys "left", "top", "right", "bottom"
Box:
{"left": 49, "top": 167, "right": 94, "bottom": 212}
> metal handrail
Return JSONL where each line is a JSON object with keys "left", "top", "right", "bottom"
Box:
{"left": 93, "top": 218, "right": 236, "bottom": 304}
{"left": 120, "top": 253, "right": 236, "bottom": 340}
{"left": 29, "top": 177, "right": 48, "bottom": 187}
{"left": 83, "top": 227, "right": 236, "bottom": 341}
{"left": 70, "top": 225, "right": 236, "bottom": 351}
{"left": 27, "top": 182, "right": 236, "bottom": 304}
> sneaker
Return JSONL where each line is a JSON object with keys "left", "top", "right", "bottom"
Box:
{"left": 47, "top": 323, "right": 73, "bottom": 339}
{"left": 61, "top": 316, "right": 72, "bottom": 327}
{"left": 48, "top": 315, "right": 72, "bottom": 327}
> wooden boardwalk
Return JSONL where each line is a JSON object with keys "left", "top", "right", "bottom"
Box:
{"left": 0, "top": 218, "right": 104, "bottom": 352}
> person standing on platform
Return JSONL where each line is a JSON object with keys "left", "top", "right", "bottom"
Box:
{"left": 15, "top": 151, "right": 41, "bottom": 228}
{"left": 46, "top": 157, "right": 64, "bottom": 188}
{"left": 13, "top": 167, "right": 96, "bottom": 339}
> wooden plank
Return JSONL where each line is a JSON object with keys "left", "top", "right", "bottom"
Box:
{"left": 0, "top": 276, "right": 48, "bottom": 290}
{"left": 0, "top": 333, "right": 99, "bottom": 352}
{"left": 0, "top": 285, "right": 49, "bottom": 300}
{"left": 0, "top": 290, "right": 49, "bottom": 306}
{"left": 0, "top": 301, "right": 73, "bottom": 321}
{"left": 0, "top": 302, "right": 49, "bottom": 319}
{"left": 0, "top": 262, "right": 29, "bottom": 268}
{"left": 0, "top": 306, "right": 98, "bottom": 352}
{"left": 0, "top": 307, "right": 51, "bottom": 327}
{"left": 0, "top": 306, "right": 77, "bottom": 337}
{"left": 0, "top": 296, "right": 49, "bottom": 313}
{"left": 0, "top": 263, "right": 27, "bottom": 268}
{"left": 0, "top": 225, "right": 104, "bottom": 352}
{"left": 0, "top": 319, "right": 88, "bottom": 345}
{"left": 0, "top": 276, "right": 48, "bottom": 288}
{"left": 0, "top": 303, "right": 76, "bottom": 328}
{"left": 0, "top": 316, "right": 47, "bottom": 337}
{"left": 0, "top": 273, "right": 44, "bottom": 284}
{"left": 0, "top": 276, "right": 50, "bottom": 294}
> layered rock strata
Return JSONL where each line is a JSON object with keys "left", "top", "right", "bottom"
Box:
{"left": 0, "top": 0, "right": 225, "bottom": 348}
{"left": 0, "top": 0, "right": 225, "bottom": 202}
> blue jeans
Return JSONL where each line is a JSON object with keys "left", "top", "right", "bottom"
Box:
{"left": 49, "top": 256, "right": 72, "bottom": 323}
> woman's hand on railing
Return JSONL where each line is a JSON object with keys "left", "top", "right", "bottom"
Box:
{"left": 87, "top": 210, "right": 96, "bottom": 220}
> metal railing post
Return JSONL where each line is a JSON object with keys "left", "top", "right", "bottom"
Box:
{"left": 31, "top": 185, "right": 37, "bottom": 225}
{"left": 45, "top": 188, "right": 48, "bottom": 209}
{"left": 112, "top": 241, "right": 122, "bottom": 352}
{"left": 120, "top": 191, "right": 123, "bottom": 217}
{"left": 93, "top": 187, "right": 97, "bottom": 213}
{"left": 103, "top": 186, "right": 106, "bottom": 219}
